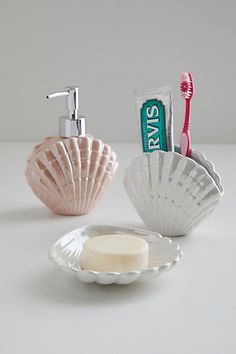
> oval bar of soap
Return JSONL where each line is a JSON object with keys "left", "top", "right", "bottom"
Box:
{"left": 82, "top": 234, "right": 149, "bottom": 272}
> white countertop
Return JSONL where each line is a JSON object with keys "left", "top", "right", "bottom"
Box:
{"left": 0, "top": 142, "right": 235, "bottom": 354}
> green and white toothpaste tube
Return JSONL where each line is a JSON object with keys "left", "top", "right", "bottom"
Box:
{"left": 133, "top": 85, "right": 174, "bottom": 152}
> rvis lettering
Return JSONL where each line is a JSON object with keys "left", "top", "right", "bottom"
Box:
{"left": 146, "top": 105, "right": 159, "bottom": 118}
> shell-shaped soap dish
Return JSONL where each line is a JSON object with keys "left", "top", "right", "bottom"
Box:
{"left": 26, "top": 135, "right": 118, "bottom": 216}
{"left": 49, "top": 225, "right": 182, "bottom": 285}
{"left": 123, "top": 150, "right": 223, "bottom": 237}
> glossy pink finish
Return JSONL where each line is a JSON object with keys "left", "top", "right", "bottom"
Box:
{"left": 180, "top": 72, "right": 194, "bottom": 157}
{"left": 25, "top": 136, "right": 118, "bottom": 215}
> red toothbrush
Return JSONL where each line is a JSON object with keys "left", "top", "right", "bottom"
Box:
{"left": 180, "top": 72, "right": 194, "bottom": 157}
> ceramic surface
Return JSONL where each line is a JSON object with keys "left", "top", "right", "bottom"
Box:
{"left": 49, "top": 225, "right": 182, "bottom": 285}
{"left": 26, "top": 136, "right": 118, "bottom": 215}
{"left": 123, "top": 150, "right": 223, "bottom": 237}
{"left": 190, "top": 149, "right": 223, "bottom": 194}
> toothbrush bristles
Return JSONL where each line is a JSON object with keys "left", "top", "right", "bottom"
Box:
{"left": 180, "top": 72, "right": 194, "bottom": 100}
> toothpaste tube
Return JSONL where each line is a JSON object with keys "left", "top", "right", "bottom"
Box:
{"left": 134, "top": 85, "right": 174, "bottom": 152}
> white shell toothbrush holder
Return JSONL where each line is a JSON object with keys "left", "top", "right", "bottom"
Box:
{"left": 123, "top": 149, "right": 223, "bottom": 237}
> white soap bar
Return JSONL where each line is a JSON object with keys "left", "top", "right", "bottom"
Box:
{"left": 82, "top": 234, "right": 149, "bottom": 272}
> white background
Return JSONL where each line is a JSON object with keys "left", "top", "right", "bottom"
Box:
{"left": 0, "top": 0, "right": 235, "bottom": 143}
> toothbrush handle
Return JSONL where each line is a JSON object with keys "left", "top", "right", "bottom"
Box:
{"left": 180, "top": 100, "right": 191, "bottom": 157}
{"left": 184, "top": 100, "right": 191, "bottom": 131}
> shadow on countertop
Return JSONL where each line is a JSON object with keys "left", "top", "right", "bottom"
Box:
{"left": 22, "top": 266, "right": 167, "bottom": 307}
{"left": 0, "top": 206, "right": 64, "bottom": 224}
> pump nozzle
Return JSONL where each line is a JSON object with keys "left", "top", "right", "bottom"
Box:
{"left": 47, "top": 91, "right": 70, "bottom": 99}
{"left": 47, "top": 86, "right": 86, "bottom": 137}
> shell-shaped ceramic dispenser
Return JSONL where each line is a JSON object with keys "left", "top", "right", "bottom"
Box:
{"left": 25, "top": 86, "right": 118, "bottom": 216}
{"left": 123, "top": 149, "right": 223, "bottom": 237}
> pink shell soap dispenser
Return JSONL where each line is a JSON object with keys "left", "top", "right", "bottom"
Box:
{"left": 26, "top": 86, "right": 118, "bottom": 216}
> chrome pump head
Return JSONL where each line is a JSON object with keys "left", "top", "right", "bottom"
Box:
{"left": 47, "top": 86, "right": 86, "bottom": 137}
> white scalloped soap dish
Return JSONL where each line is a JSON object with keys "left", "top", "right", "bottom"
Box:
{"left": 49, "top": 225, "right": 183, "bottom": 285}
